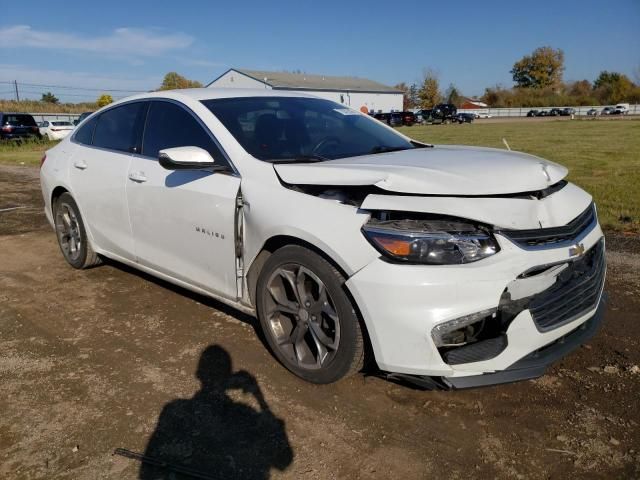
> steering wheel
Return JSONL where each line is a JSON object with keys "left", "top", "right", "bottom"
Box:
{"left": 311, "top": 136, "right": 341, "bottom": 156}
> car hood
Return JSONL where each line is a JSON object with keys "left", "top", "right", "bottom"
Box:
{"left": 274, "top": 145, "right": 568, "bottom": 195}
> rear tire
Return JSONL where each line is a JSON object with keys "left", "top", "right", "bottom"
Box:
{"left": 256, "top": 245, "right": 364, "bottom": 384}
{"left": 53, "top": 193, "right": 102, "bottom": 269}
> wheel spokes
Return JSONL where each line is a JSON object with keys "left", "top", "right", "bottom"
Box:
{"left": 266, "top": 263, "right": 341, "bottom": 370}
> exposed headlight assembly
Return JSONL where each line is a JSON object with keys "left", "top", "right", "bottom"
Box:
{"left": 362, "top": 215, "right": 499, "bottom": 265}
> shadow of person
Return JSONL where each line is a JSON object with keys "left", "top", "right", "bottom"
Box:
{"left": 140, "top": 345, "right": 293, "bottom": 479}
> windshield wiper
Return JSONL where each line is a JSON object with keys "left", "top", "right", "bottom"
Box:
{"left": 368, "top": 145, "right": 412, "bottom": 155}
{"left": 268, "top": 154, "right": 329, "bottom": 164}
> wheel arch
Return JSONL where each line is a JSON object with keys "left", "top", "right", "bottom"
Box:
{"left": 50, "top": 185, "right": 99, "bottom": 252}
{"left": 245, "top": 234, "right": 376, "bottom": 369}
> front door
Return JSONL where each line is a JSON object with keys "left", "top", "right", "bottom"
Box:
{"left": 126, "top": 100, "right": 240, "bottom": 300}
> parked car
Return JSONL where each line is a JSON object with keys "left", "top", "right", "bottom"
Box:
{"left": 536, "top": 110, "right": 550, "bottom": 117}
{"left": 374, "top": 112, "right": 403, "bottom": 127}
{"left": 560, "top": 108, "right": 576, "bottom": 116}
{"left": 601, "top": 107, "right": 615, "bottom": 115}
{"left": 455, "top": 113, "right": 475, "bottom": 123}
{"left": 40, "top": 89, "right": 606, "bottom": 388}
{"left": 415, "top": 109, "right": 432, "bottom": 124}
{"left": 526, "top": 110, "right": 539, "bottom": 117}
{"left": 614, "top": 103, "right": 630, "bottom": 115}
{"left": 431, "top": 103, "right": 457, "bottom": 124}
{"left": 472, "top": 111, "right": 492, "bottom": 119}
{"left": 586, "top": 108, "right": 598, "bottom": 116}
{"left": 0, "top": 113, "right": 41, "bottom": 141}
{"left": 74, "top": 111, "right": 94, "bottom": 126}
{"left": 549, "top": 108, "right": 563, "bottom": 117}
{"left": 400, "top": 111, "right": 416, "bottom": 126}
{"left": 39, "top": 120, "right": 75, "bottom": 140}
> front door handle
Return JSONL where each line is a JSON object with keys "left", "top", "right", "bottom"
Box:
{"left": 73, "top": 160, "right": 88, "bottom": 170}
{"left": 128, "top": 171, "right": 147, "bottom": 183}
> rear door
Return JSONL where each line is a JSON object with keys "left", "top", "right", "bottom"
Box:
{"left": 126, "top": 99, "right": 241, "bottom": 299}
{"left": 69, "top": 101, "right": 147, "bottom": 260}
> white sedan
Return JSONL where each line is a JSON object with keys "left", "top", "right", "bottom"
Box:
{"left": 40, "top": 89, "right": 605, "bottom": 388}
{"left": 39, "top": 120, "right": 75, "bottom": 140}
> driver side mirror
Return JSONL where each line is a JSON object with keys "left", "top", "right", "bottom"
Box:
{"left": 159, "top": 146, "right": 220, "bottom": 170}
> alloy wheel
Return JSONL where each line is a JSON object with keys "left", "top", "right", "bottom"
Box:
{"left": 55, "top": 203, "right": 82, "bottom": 262}
{"left": 264, "top": 264, "right": 341, "bottom": 370}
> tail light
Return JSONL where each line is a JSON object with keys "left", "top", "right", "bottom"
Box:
{"left": 1, "top": 125, "right": 13, "bottom": 133}
{"left": 40, "top": 154, "right": 47, "bottom": 168}
{"left": 31, "top": 126, "right": 38, "bottom": 132}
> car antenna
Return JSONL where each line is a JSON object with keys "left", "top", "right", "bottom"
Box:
{"left": 502, "top": 138, "right": 511, "bottom": 151}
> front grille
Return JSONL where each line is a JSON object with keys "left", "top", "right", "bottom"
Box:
{"left": 500, "top": 203, "right": 596, "bottom": 248}
{"left": 529, "top": 239, "right": 605, "bottom": 331}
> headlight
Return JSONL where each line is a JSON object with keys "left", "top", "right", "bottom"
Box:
{"left": 362, "top": 216, "right": 499, "bottom": 265}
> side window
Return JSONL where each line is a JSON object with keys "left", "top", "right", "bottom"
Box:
{"left": 73, "top": 116, "right": 97, "bottom": 145}
{"left": 93, "top": 102, "right": 145, "bottom": 153}
{"left": 142, "top": 101, "right": 225, "bottom": 163}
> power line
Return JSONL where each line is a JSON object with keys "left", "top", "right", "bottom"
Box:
{"left": 0, "top": 80, "right": 148, "bottom": 93}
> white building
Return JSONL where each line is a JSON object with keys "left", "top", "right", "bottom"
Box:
{"left": 207, "top": 68, "right": 403, "bottom": 113}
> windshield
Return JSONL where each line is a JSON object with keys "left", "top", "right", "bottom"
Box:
{"left": 202, "top": 96, "right": 415, "bottom": 161}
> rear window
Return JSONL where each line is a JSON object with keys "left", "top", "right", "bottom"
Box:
{"left": 74, "top": 116, "right": 97, "bottom": 145}
{"left": 2, "top": 114, "right": 37, "bottom": 127}
{"left": 93, "top": 102, "right": 146, "bottom": 153}
{"left": 52, "top": 121, "right": 72, "bottom": 126}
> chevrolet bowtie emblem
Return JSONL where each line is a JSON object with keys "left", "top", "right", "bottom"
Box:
{"left": 569, "top": 243, "right": 586, "bottom": 257}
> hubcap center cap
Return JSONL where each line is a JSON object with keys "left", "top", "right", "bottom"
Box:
{"left": 298, "top": 308, "right": 309, "bottom": 322}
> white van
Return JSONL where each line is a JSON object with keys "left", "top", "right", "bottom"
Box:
{"left": 615, "top": 103, "right": 630, "bottom": 114}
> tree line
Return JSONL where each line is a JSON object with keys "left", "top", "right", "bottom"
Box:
{"left": 395, "top": 46, "right": 640, "bottom": 109}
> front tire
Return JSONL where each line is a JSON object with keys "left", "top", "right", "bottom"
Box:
{"left": 53, "top": 193, "right": 101, "bottom": 269}
{"left": 256, "top": 245, "right": 364, "bottom": 384}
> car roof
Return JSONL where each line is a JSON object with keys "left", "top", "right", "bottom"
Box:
{"left": 113, "top": 87, "right": 319, "bottom": 106}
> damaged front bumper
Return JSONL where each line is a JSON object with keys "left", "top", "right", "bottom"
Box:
{"left": 346, "top": 217, "right": 605, "bottom": 387}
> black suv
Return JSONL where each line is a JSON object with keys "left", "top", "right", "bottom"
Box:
{"left": 374, "top": 112, "right": 403, "bottom": 127}
{"left": 0, "top": 113, "right": 41, "bottom": 140}
{"left": 431, "top": 103, "right": 457, "bottom": 124}
{"left": 73, "top": 111, "right": 94, "bottom": 126}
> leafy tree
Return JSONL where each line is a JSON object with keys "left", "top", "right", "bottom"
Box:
{"left": 418, "top": 70, "right": 442, "bottom": 108}
{"left": 593, "top": 71, "right": 634, "bottom": 104}
{"left": 511, "top": 46, "right": 564, "bottom": 88}
{"left": 394, "top": 82, "right": 413, "bottom": 110}
{"left": 408, "top": 83, "right": 419, "bottom": 109}
{"left": 159, "top": 72, "right": 203, "bottom": 90}
{"left": 445, "top": 83, "right": 462, "bottom": 106}
{"left": 41, "top": 92, "right": 59, "bottom": 104}
{"left": 97, "top": 94, "right": 114, "bottom": 108}
{"left": 568, "top": 80, "right": 592, "bottom": 97}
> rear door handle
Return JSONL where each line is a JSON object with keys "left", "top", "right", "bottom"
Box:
{"left": 128, "top": 171, "right": 147, "bottom": 183}
{"left": 73, "top": 160, "right": 88, "bottom": 170}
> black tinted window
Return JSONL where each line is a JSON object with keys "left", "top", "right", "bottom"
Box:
{"left": 93, "top": 102, "right": 145, "bottom": 153}
{"left": 142, "top": 101, "right": 223, "bottom": 161}
{"left": 74, "top": 116, "right": 97, "bottom": 145}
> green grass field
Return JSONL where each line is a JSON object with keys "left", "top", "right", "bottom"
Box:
{"left": 1, "top": 119, "right": 638, "bottom": 232}
{"left": 401, "top": 119, "right": 639, "bottom": 233}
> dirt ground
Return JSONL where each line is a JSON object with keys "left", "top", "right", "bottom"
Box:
{"left": 1, "top": 164, "right": 639, "bottom": 480}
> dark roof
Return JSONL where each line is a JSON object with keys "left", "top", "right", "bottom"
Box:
{"left": 211, "top": 68, "right": 402, "bottom": 94}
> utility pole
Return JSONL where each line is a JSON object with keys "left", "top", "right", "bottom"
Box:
{"left": 14, "top": 80, "right": 20, "bottom": 102}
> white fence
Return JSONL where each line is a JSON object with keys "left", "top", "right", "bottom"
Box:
{"left": 457, "top": 104, "right": 640, "bottom": 117}
{"left": 29, "top": 113, "right": 82, "bottom": 123}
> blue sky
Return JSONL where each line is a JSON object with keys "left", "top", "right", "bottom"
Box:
{"left": 1, "top": 0, "right": 639, "bottom": 102}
